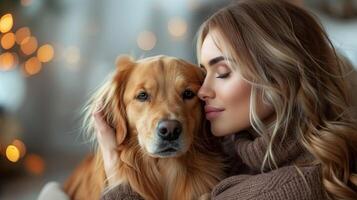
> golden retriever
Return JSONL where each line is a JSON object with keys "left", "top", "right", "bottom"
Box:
{"left": 64, "top": 55, "right": 226, "bottom": 200}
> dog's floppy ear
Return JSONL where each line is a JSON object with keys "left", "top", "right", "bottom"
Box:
{"left": 115, "top": 54, "right": 134, "bottom": 69}
{"left": 112, "top": 55, "right": 135, "bottom": 144}
{"left": 86, "top": 55, "right": 135, "bottom": 146}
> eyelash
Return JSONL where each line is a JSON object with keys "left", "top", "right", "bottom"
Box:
{"left": 216, "top": 72, "right": 230, "bottom": 79}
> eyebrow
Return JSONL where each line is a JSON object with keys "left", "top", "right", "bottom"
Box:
{"left": 200, "top": 56, "right": 231, "bottom": 68}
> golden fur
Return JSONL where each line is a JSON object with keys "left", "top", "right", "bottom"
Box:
{"left": 64, "top": 55, "right": 226, "bottom": 200}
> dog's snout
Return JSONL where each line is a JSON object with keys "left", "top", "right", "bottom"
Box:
{"left": 157, "top": 120, "right": 182, "bottom": 141}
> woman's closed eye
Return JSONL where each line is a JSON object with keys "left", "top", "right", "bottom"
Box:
{"left": 216, "top": 65, "right": 231, "bottom": 79}
{"left": 216, "top": 72, "right": 230, "bottom": 79}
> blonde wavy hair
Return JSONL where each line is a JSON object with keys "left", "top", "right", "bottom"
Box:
{"left": 196, "top": 0, "right": 357, "bottom": 199}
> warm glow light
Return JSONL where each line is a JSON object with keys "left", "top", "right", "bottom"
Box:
{"left": 24, "top": 154, "right": 45, "bottom": 175}
{"left": 6, "top": 145, "right": 20, "bottom": 162}
{"left": 137, "top": 31, "right": 156, "bottom": 51}
{"left": 15, "top": 27, "right": 31, "bottom": 45}
{"left": 37, "top": 44, "right": 54, "bottom": 63}
{"left": 12, "top": 139, "right": 26, "bottom": 158}
{"left": 20, "top": 36, "right": 38, "bottom": 55}
{"left": 24, "top": 57, "right": 42, "bottom": 75}
{"left": 0, "top": 14, "right": 13, "bottom": 33}
{"left": 63, "top": 46, "right": 80, "bottom": 64}
{"left": 1, "top": 32, "right": 16, "bottom": 49}
{"left": 21, "top": 0, "right": 33, "bottom": 7}
{"left": 187, "top": 0, "right": 200, "bottom": 11}
{"left": 168, "top": 17, "right": 187, "bottom": 38}
{"left": 0, "top": 52, "right": 15, "bottom": 70}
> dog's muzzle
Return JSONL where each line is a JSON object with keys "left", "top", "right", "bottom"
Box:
{"left": 154, "top": 119, "right": 183, "bottom": 157}
{"left": 157, "top": 119, "right": 182, "bottom": 141}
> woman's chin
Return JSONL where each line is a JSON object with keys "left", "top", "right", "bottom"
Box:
{"left": 211, "top": 127, "right": 232, "bottom": 137}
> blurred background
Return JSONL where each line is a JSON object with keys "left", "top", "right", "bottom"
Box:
{"left": 0, "top": 0, "right": 356, "bottom": 199}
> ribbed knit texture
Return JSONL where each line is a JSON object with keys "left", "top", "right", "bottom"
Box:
{"left": 100, "top": 184, "right": 143, "bottom": 200}
{"left": 211, "top": 129, "right": 326, "bottom": 200}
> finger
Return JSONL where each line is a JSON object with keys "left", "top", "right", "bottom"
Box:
{"left": 92, "top": 110, "right": 117, "bottom": 151}
{"left": 91, "top": 102, "right": 120, "bottom": 184}
{"left": 92, "top": 102, "right": 116, "bottom": 136}
{"left": 93, "top": 110, "right": 114, "bottom": 136}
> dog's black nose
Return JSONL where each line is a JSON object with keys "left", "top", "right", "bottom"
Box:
{"left": 157, "top": 120, "right": 182, "bottom": 141}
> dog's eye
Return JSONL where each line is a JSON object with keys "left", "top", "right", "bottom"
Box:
{"left": 136, "top": 91, "right": 149, "bottom": 102}
{"left": 182, "top": 89, "right": 195, "bottom": 100}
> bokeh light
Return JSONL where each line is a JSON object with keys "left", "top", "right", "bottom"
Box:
{"left": 0, "top": 52, "right": 15, "bottom": 71}
{"left": 0, "top": 13, "right": 13, "bottom": 33}
{"left": 63, "top": 46, "right": 80, "bottom": 64}
{"left": 137, "top": 31, "right": 156, "bottom": 51}
{"left": 6, "top": 145, "right": 20, "bottom": 163}
{"left": 21, "top": 0, "right": 33, "bottom": 7}
{"left": 168, "top": 17, "right": 188, "bottom": 38}
{"left": 12, "top": 139, "right": 27, "bottom": 158}
{"left": 20, "top": 36, "right": 38, "bottom": 55}
{"left": 24, "top": 154, "right": 45, "bottom": 175}
{"left": 187, "top": 0, "right": 200, "bottom": 11}
{"left": 1, "top": 32, "right": 16, "bottom": 49}
{"left": 15, "top": 27, "right": 31, "bottom": 45}
{"left": 24, "top": 57, "right": 42, "bottom": 75}
{"left": 37, "top": 44, "right": 54, "bottom": 63}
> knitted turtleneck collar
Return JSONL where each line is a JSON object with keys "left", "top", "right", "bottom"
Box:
{"left": 232, "top": 125, "right": 315, "bottom": 172}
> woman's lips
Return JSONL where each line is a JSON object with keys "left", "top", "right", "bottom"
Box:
{"left": 204, "top": 105, "right": 225, "bottom": 120}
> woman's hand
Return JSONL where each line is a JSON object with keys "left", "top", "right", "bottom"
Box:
{"left": 92, "top": 103, "right": 120, "bottom": 186}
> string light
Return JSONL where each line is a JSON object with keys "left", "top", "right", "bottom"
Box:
{"left": 37, "top": 44, "right": 54, "bottom": 63}
{"left": 0, "top": 14, "right": 53, "bottom": 76}
{"left": 21, "top": 0, "right": 33, "bottom": 7}
{"left": 15, "top": 27, "right": 31, "bottom": 45}
{"left": 63, "top": 46, "right": 80, "bottom": 64}
{"left": 168, "top": 17, "right": 187, "bottom": 38}
{"left": 24, "top": 57, "right": 42, "bottom": 75}
{"left": 137, "top": 31, "right": 156, "bottom": 51}
{"left": 1, "top": 32, "right": 16, "bottom": 49}
{"left": 6, "top": 145, "right": 20, "bottom": 163}
{"left": 20, "top": 36, "right": 38, "bottom": 55}
{"left": 12, "top": 139, "right": 26, "bottom": 158}
{"left": 0, "top": 52, "right": 15, "bottom": 70}
{"left": 0, "top": 13, "right": 13, "bottom": 33}
{"left": 24, "top": 154, "right": 45, "bottom": 175}
{"left": 187, "top": 0, "right": 200, "bottom": 11}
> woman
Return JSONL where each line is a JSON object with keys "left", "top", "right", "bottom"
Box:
{"left": 97, "top": 0, "right": 357, "bottom": 199}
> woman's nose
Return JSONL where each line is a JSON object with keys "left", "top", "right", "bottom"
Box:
{"left": 198, "top": 82, "right": 215, "bottom": 101}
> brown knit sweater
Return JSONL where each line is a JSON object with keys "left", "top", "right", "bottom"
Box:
{"left": 100, "top": 129, "right": 327, "bottom": 200}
